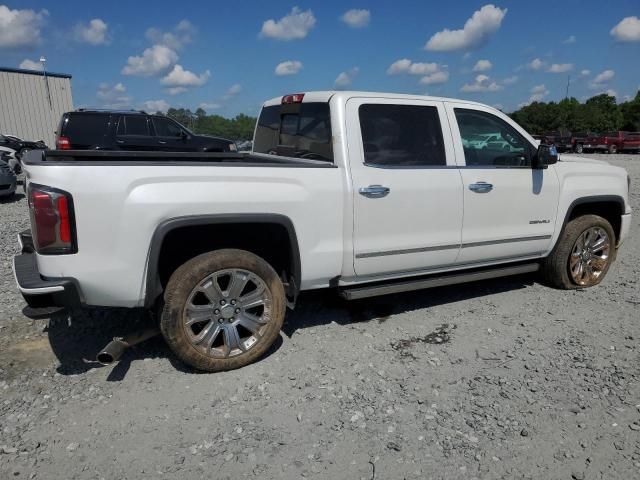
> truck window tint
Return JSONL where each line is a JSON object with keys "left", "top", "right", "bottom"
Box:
{"left": 153, "top": 117, "right": 183, "bottom": 137}
{"left": 64, "top": 114, "right": 110, "bottom": 145}
{"left": 121, "top": 116, "right": 150, "bottom": 136}
{"left": 454, "top": 109, "right": 530, "bottom": 167}
{"left": 253, "top": 103, "right": 333, "bottom": 162}
{"left": 358, "top": 104, "right": 446, "bottom": 167}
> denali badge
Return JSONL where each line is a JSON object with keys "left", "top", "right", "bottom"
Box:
{"left": 529, "top": 219, "right": 551, "bottom": 224}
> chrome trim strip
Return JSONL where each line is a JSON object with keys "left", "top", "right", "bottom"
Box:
{"left": 356, "top": 243, "right": 459, "bottom": 259}
{"left": 356, "top": 235, "right": 552, "bottom": 259}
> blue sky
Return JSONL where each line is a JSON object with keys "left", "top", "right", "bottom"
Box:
{"left": 1, "top": 1, "right": 639, "bottom": 116}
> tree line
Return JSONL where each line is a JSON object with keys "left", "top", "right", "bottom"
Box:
{"left": 163, "top": 91, "right": 640, "bottom": 141}
{"left": 509, "top": 91, "right": 640, "bottom": 135}
{"left": 165, "top": 107, "right": 257, "bottom": 140}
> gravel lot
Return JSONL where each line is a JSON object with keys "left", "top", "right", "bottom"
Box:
{"left": 1, "top": 154, "right": 639, "bottom": 480}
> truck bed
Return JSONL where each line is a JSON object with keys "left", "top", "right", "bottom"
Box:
{"left": 24, "top": 150, "right": 335, "bottom": 168}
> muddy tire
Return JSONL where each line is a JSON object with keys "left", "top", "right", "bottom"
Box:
{"left": 161, "top": 249, "right": 286, "bottom": 372}
{"left": 541, "top": 215, "right": 616, "bottom": 289}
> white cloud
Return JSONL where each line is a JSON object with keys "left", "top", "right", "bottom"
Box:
{"left": 161, "top": 64, "right": 210, "bottom": 88}
{"left": 610, "top": 16, "right": 640, "bottom": 42}
{"left": 142, "top": 99, "right": 170, "bottom": 113}
{"left": 275, "top": 60, "right": 303, "bottom": 76}
{"left": 527, "top": 58, "right": 545, "bottom": 70}
{"left": 146, "top": 20, "right": 196, "bottom": 50}
{"left": 165, "top": 87, "right": 188, "bottom": 95}
{"left": 340, "top": 9, "right": 370, "bottom": 28}
{"left": 122, "top": 44, "right": 178, "bottom": 76}
{"left": 563, "top": 35, "right": 576, "bottom": 44}
{"left": 493, "top": 103, "right": 504, "bottom": 111}
{"left": 590, "top": 69, "right": 615, "bottom": 89}
{"left": 580, "top": 69, "right": 591, "bottom": 76}
{"left": 547, "top": 63, "right": 574, "bottom": 73}
{"left": 19, "top": 58, "right": 41, "bottom": 70}
{"left": 223, "top": 84, "right": 242, "bottom": 100}
{"left": 97, "top": 82, "right": 131, "bottom": 108}
{"left": 425, "top": 4, "right": 507, "bottom": 51}
{"left": 604, "top": 89, "right": 617, "bottom": 98}
{"left": 199, "top": 102, "right": 221, "bottom": 111}
{"left": 387, "top": 59, "right": 441, "bottom": 75}
{"left": 419, "top": 70, "right": 449, "bottom": 85}
{"left": 460, "top": 74, "right": 503, "bottom": 92}
{"left": 260, "top": 7, "right": 316, "bottom": 40}
{"left": 335, "top": 67, "right": 359, "bottom": 89}
{"left": 0, "top": 6, "right": 48, "bottom": 49}
{"left": 529, "top": 84, "right": 550, "bottom": 102}
{"left": 472, "top": 59, "right": 492, "bottom": 72}
{"left": 74, "top": 18, "right": 109, "bottom": 45}
{"left": 502, "top": 75, "right": 518, "bottom": 85}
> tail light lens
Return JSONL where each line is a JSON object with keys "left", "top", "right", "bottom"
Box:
{"left": 56, "top": 135, "right": 71, "bottom": 150}
{"left": 28, "top": 184, "right": 77, "bottom": 254}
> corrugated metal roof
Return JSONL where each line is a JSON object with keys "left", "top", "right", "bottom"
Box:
{"left": 0, "top": 66, "right": 72, "bottom": 79}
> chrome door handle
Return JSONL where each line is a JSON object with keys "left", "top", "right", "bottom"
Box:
{"left": 116, "top": 140, "right": 125, "bottom": 144}
{"left": 468, "top": 182, "right": 493, "bottom": 193}
{"left": 158, "top": 140, "right": 167, "bottom": 144}
{"left": 359, "top": 185, "right": 390, "bottom": 198}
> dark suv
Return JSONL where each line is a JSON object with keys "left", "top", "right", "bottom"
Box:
{"left": 55, "top": 110, "right": 236, "bottom": 152}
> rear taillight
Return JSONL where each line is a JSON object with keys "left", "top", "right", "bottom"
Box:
{"left": 282, "top": 93, "right": 305, "bottom": 104}
{"left": 28, "top": 184, "right": 76, "bottom": 254}
{"left": 56, "top": 135, "right": 71, "bottom": 150}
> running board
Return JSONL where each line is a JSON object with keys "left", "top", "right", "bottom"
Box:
{"left": 339, "top": 263, "right": 540, "bottom": 301}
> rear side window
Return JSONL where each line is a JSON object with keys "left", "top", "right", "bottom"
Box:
{"left": 253, "top": 103, "right": 333, "bottom": 162}
{"left": 62, "top": 114, "right": 110, "bottom": 145}
{"left": 358, "top": 104, "right": 446, "bottom": 167}
{"left": 117, "top": 115, "right": 150, "bottom": 136}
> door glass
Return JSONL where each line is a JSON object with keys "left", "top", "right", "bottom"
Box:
{"left": 358, "top": 104, "right": 446, "bottom": 167}
{"left": 153, "top": 118, "right": 183, "bottom": 137}
{"left": 454, "top": 109, "right": 531, "bottom": 167}
{"left": 123, "top": 116, "right": 150, "bottom": 136}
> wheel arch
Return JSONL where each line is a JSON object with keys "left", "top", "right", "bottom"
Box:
{"left": 144, "top": 214, "right": 301, "bottom": 308}
{"left": 558, "top": 195, "right": 625, "bottom": 248}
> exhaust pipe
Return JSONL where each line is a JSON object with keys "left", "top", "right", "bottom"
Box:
{"left": 96, "top": 327, "right": 159, "bottom": 365}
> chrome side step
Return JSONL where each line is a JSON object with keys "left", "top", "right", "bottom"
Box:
{"left": 339, "top": 263, "right": 540, "bottom": 301}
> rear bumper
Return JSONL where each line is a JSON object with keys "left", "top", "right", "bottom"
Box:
{"left": 13, "top": 230, "right": 82, "bottom": 310}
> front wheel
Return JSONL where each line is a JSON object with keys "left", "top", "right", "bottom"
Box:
{"left": 574, "top": 143, "right": 583, "bottom": 154}
{"left": 161, "top": 249, "right": 286, "bottom": 372}
{"left": 541, "top": 215, "right": 615, "bottom": 289}
{"left": 608, "top": 144, "right": 617, "bottom": 154}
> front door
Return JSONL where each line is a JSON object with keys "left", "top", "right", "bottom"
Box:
{"left": 445, "top": 103, "right": 560, "bottom": 265}
{"left": 347, "top": 98, "right": 464, "bottom": 277}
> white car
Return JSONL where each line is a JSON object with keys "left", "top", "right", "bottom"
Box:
{"left": 14, "top": 91, "right": 632, "bottom": 372}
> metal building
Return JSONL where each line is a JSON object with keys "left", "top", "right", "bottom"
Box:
{"left": 0, "top": 67, "right": 73, "bottom": 148}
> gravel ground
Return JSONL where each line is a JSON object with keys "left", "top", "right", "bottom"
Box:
{"left": 1, "top": 154, "right": 639, "bottom": 480}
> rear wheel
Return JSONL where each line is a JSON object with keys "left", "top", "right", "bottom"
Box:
{"left": 574, "top": 143, "right": 583, "bottom": 154}
{"left": 161, "top": 249, "right": 286, "bottom": 372}
{"left": 541, "top": 215, "right": 615, "bottom": 289}
{"left": 608, "top": 144, "right": 617, "bottom": 154}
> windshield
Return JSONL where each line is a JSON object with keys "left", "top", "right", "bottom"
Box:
{"left": 253, "top": 103, "right": 333, "bottom": 162}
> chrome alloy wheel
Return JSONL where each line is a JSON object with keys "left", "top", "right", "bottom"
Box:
{"left": 182, "top": 269, "right": 272, "bottom": 357}
{"left": 569, "top": 227, "right": 611, "bottom": 286}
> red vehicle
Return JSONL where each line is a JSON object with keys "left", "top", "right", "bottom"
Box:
{"left": 583, "top": 131, "right": 640, "bottom": 154}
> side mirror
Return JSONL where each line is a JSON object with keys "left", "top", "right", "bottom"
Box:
{"left": 533, "top": 144, "right": 558, "bottom": 169}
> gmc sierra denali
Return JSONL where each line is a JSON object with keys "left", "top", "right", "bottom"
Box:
{"left": 14, "top": 91, "right": 632, "bottom": 372}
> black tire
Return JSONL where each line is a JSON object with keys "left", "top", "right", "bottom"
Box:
{"left": 574, "top": 143, "right": 583, "bottom": 154}
{"left": 161, "top": 249, "right": 286, "bottom": 372}
{"left": 608, "top": 144, "right": 617, "bottom": 154}
{"left": 541, "top": 214, "right": 616, "bottom": 289}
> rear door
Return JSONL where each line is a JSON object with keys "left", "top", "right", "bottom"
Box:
{"left": 445, "top": 102, "right": 560, "bottom": 265}
{"left": 151, "top": 117, "right": 191, "bottom": 151}
{"left": 346, "top": 98, "right": 464, "bottom": 277}
{"left": 115, "top": 115, "right": 155, "bottom": 150}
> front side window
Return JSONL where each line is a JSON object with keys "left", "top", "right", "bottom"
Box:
{"left": 119, "top": 115, "right": 150, "bottom": 136}
{"left": 253, "top": 103, "right": 333, "bottom": 162}
{"left": 153, "top": 117, "right": 183, "bottom": 137}
{"left": 358, "top": 104, "right": 446, "bottom": 167}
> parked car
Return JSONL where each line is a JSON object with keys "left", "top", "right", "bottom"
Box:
{"left": 15, "top": 91, "right": 632, "bottom": 372}
{"left": 583, "top": 131, "right": 640, "bottom": 154}
{"left": 55, "top": 109, "right": 237, "bottom": 153}
{"left": 0, "top": 134, "right": 47, "bottom": 159}
{"left": 0, "top": 145, "right": 20, "bottom": 174}
{"left": 0, "top": 159, "right": 17, "bottom": 198}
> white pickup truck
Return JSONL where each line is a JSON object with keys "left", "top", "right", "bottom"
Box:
{"left": 14, "top": 91, "right": 632, "bottom": 371}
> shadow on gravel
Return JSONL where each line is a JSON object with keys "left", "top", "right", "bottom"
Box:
{"left": 42, "top": 274, "right": 534, "bottom": 378}
{"left": 0, "top": 192, "right": 25, "bottom": 204}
